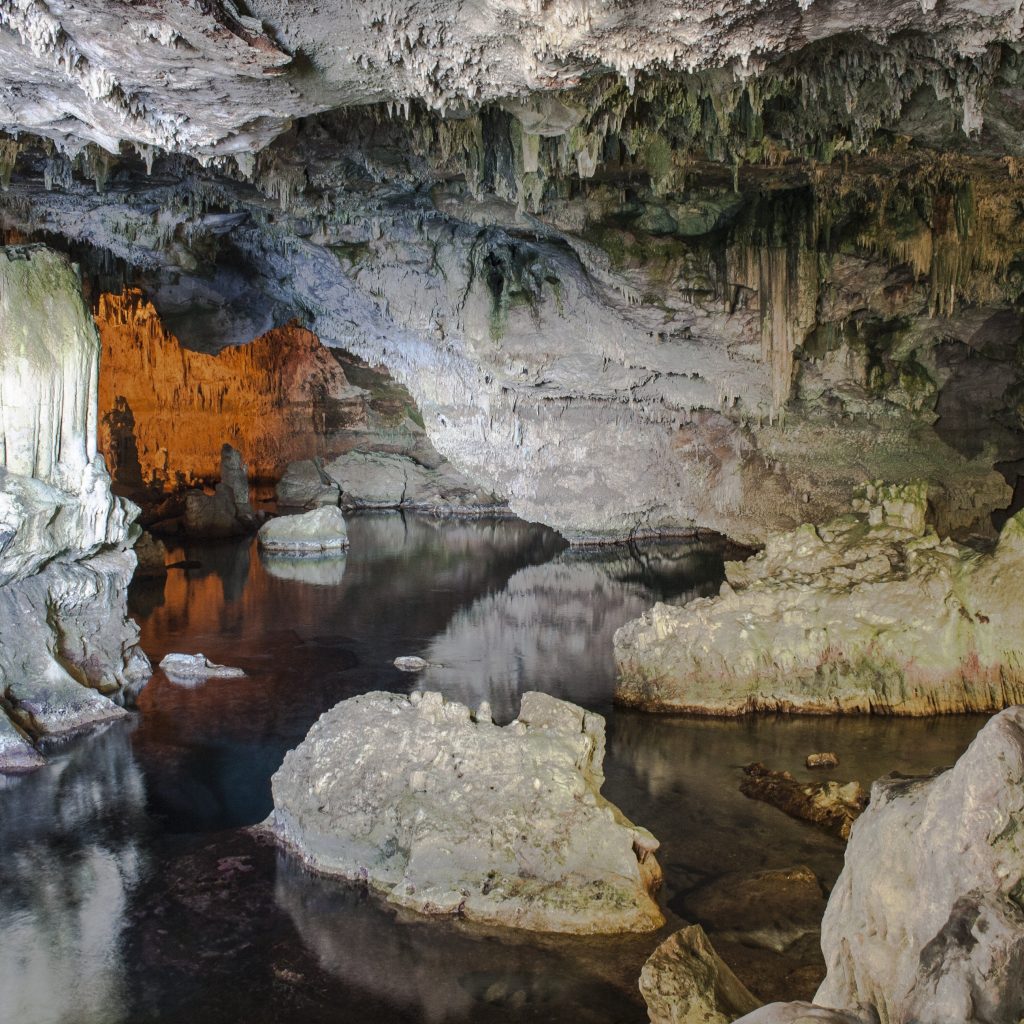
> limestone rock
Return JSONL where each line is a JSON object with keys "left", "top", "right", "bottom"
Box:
{"left": 394, "top": 656, "right": 430, "bottom": 672}
{"left": 740, "top": 764, "right": 867, "bottom": 841}
{"left": 219, "top": 444, "right": 253, "bottom": 515}
{"left": 735, "top": 707, "right": 1024, "bottom": 1024}
{"left": 0, "top": 551, "right": 149, "bottom": 738}
{"left": 133, "top": 530, "right": 168, "bottom": 579}
{"left": 639, "top": 924, "right": 761, "bottom": 1024}
{"left": 265, "top": 690, "right": 664, "bottom": 934}
{"left": 0, "top": 245, "right": 151, "bottom": 764}
{"left": 323, "top": 451, "right": 504, "bottom": 516}
{"left": 276, "top": 459, "right": 340, "bottom": 509}
{"left": 734, "top": 1005, "right": 861, "bottom": 1024}
{"left": 0, "top": 708, "right": 46, "bottom": 772}
{"left": 257, "top": 506, "right": 349, "bottom": 554}
{"left": 159, "top": 653, "right": 246, "bottom": 685}
{"left": 615, "top": 484, "right": 1024, "bottom": 715}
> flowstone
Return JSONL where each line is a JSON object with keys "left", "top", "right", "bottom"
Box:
{"left": 264, "top": 690, "right": 664, "bottom": 934}
{"left": 615, "top": 483, "right": 1024, "bottom": 715}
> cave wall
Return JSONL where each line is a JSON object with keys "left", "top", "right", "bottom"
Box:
{"left": 2, "top": 12, "right": 1024, "bottom": 543}
{"left": 94, "top": 289, "right": 432, "bottom": 495}
{"left": 0, "top": 245, "right": 150, "bottom": 770}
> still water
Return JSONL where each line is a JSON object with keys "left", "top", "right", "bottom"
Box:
{"left": 0, "top": 514, "right": 990, "bottom": 1024}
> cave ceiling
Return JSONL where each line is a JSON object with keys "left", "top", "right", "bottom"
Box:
{"left": 2, "top": 1, "right": 1024, "bottom": 542}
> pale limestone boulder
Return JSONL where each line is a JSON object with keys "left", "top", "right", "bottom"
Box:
{"left": 257, "top": 506, "right": 349, "bottom": 554}
{"left": 615, "top": 483, "right": 1024, "bottom": 715}
{"left": 734, "top": 707, "right": 1024, "bottom": 1024}
{"left": 0, "top": 708, "right": 46, "bottom": 772}
{"left": 159, "top": 653, "right": 246, "bottom": 685}
{"left": 266, "top": 690, "right": 664, "bottom": 934}
{"left": 640, "top": 924, "right": 761, "bottom": 1024}
{"left": 276, "top": 459, "right": 339, "bottom": 508}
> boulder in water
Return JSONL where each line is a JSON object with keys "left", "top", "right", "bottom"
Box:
{"left": 264, "top": 690, "right": 664, "bottom": 934}
{"left": 257, "top": 506, "right": 349, "bottom": 554}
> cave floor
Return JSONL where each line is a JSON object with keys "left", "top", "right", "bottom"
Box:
{"left": 0, "top": 512, "right": 988, "bottom": 1024}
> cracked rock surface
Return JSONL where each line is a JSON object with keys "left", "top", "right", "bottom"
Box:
{"left": 265, "top": 689, "right": 664, "bottom": 934}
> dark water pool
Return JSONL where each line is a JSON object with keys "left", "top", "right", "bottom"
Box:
{"left": 0, "top": 513, "right": 990, "bottom": 1024}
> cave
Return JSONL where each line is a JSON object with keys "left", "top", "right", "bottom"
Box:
{"left": 2, "top": 3, "right": 1024, "bottom": 1023}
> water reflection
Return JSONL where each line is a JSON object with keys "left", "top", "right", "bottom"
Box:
{"left": 274, "top": 852, "right": 652, "bottom": 1024}
{"left": 0, "top": 513, "right": 998, "bottom": 1024}
{"left": 415, "top": 543, "right": 723, "bottom": 721}
{"left": 261, "top": 552, "right": 349, "bottom": 586}
{"left": 0, "top": 724, "right": 147, "bottom": 1024}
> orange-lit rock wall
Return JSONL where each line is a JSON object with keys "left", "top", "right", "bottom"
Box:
{"left": 96, "top": 289, "right": 384, "bottom": 491}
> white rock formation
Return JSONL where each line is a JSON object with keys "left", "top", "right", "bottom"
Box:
{"left": 265, "top": 689, "right": 664, "bottom": 934}
{"left": 257, "top": 505, "right": 349, "bottom": 554}
{"left": 615, "top": 483, "right": 1024, "bottom": 715}
{"left": 0, "top": 245, "right": 150, "bottom": 768}
{"left": 733, "top": 706, "right": 1024, "bottom": 1024}
{"left": 640, "top": 924, "right": 762, "bottom": 1024}
{"left": 159, "top": 653, "right": 246, "bottom": 685}
{"left": 0, "top": 0, "right": 1020, "bottom": 158}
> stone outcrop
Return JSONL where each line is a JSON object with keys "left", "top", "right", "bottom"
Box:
{"left": 740, "top": 764, "right": 867, "bottom": 841}
{"left": 182, "top": 444, "right": 258, "bottom": 538}
{"left": 615, "top": 483, "right": 1024, "bottom": 715}
{"left": 159, "top": 653, "right": 246, "bottom": 685}
{"left": 264, "top": 689, "right": 664, "bottom": 934}
{"left": 132, "top": 530, "right": 168, "bottom": 579}
{"left": 257, "top": 506, "right": 349, "bottom": 554}
{"left": 734, "top": 706, "right": 1024, "bottom": 1024}
{"left": 640, "top": 924, "right": 761, "bottom": 1024}
{"left": 315, "top": 450, "right": 506, "bottom": 516}
{"left": 0, "top": 245, "right": 151, "bottom": 769}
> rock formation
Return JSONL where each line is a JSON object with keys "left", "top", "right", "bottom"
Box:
{"left": 640, "top": 924, "right": 762, "bottom": 1024}
{"left": 3, "top": 5, "right": 1024, "bottom": 543}
{"left": 257, "top": 506, "right": 349, "bottom": 554}
{"left": 264, "top": 689, "right": 664, "bottom": 934}
{"left": 739, "top": 764, "right": 867, "bottom": 840}
{"left": 733, "top": 705, "right": 1024, "bottom": 1024}
{"left": 0, "top": 245, "right": 150, "bottom": 769}
{"left": 615, "top": 483, "right": 1024, "bottom": 715}
{"left": 181, "top": 444, "right": 258, "bottom": 538}
{"left": 158, "top": 653, "right": 246, "bottom": 686}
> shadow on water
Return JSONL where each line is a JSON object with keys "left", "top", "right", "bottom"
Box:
{"left": 0, "top": 512, "right": 994, "bottom": 1023}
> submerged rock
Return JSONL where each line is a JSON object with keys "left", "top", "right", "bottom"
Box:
{"left": 740, "top": 764, "right": 867, "bottom": 841}
{"left": 264, "top": 690, "right": 664, "bottom": 934}
{"left": 394, "top": 656, "right": 430, "bottom": 672}
{"left": 640, "top": 924, "right": 761, "bottom": 1024}
{"left": 733, "top": 706, "right": 1024, "bottom": 1024}
{"left": 257, "top": 506, "right": 349, "bottom": 554}
{"left": 806, "top": 753, "right": 839, "bottom": 770}
{"left": 615, "top": 483, "right": 1024, "bottom": 715}
{"left": 159, "top": 653, "right": 246, "bottom": 685}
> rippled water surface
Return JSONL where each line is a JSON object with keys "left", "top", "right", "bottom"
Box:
{"left": 0, "top": 514, "right": 991, "bottom": 1024}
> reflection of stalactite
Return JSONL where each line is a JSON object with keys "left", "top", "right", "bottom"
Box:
{"left": 95, "top": 290, "right": 364, "bottom": 490}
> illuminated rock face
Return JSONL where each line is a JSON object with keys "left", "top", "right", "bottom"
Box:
{"left": 0, "top": 246, "right": 150, "bottom": 770}
{"left": 734, "top": 707, "right": 1024, "bottom": 1024}
{"left": 265, "top": 690, "right": 664, "bottom": 934}
{"left": 615, "top": 483, "right": 1024, "bottom": 715}
{"left": 96, "top": 290, "right": 370, "bottom": 491}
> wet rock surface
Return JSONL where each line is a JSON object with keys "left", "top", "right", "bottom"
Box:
{"left": 0, "top": 245, "right": 151, "bottom": 769}
{"left": 265, "top": 689, "right": 664, "bottom": 934}
{"left": 159, "top": 653, "right": 247, "bottom": 686}
{"left": 616, "top": 484, "right": 1024, "bottom": 715}
{"left": 257, "top": 506, "right": 349, "bottom": 554}
{"left": 734, "top": 706, "right": 1024, "bottom": 1024}
{"left": 740, "top": 765, "right": 867, "bottom": 841}
{"left": 639, "top": 924, "right": 761, "bottom": 1024}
